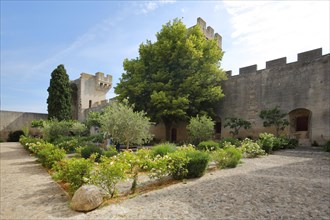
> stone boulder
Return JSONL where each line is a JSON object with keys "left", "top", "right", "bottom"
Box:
{"left": 70, "top": 185, "right": 104, "bottom": 212}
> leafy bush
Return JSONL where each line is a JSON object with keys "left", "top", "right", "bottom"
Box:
{"left": 257, "top": 133, "right": 275, "bottom": 153}
{"left": 28, "top": 142, "right": 52, "bottom": 154}
{"left": 219, "top": 137, "right": 241, "bottom": 148}
{"left": 167, "top": 150, "right": 190, "bottom": 180}
{"left": 197, "top": 140, "right": 219, "bottom": 151}
{"left": 31, "top": 120, "right": 44, "bottom": 128}
{"left": 239, "top": 138, "right": 265, "bottom": 158}
{"left": 19, "top": 136, "right": 45, "bottom": 150}
{"left": 53, "top": 158, "right": 94, "bottom": 194}
{"left": 35, "top": 144, "right": 66, "bottom": 169}
{"left": 103, "top": 147, "right": 119, "bottom": 158}
{"left": 212, "top": 147, "right": 242, "bottom": 169}
{"left": 185, "top": 151, "right": 210, "bottom": 178}
{"left": 42, "top": 120, "right": 88, "bottom": 142}
{"left": 70, "top": 121, "right": 88, "bottom": 136}
{"left": 81, "top": 145, "right": 103, "bottom": 161}
{"left": 285, "top": 138, "right": 298, "bottom": 149}
{"left": 7, "top": 130, "right": 25, "bottom": 142}
{"left": 324, "top": 140, "right": 330, "bottom": 152}
{"left": 54, "top": 137, "right": 80, "bottom": 153}
{"left": 151, "top": 143, "right": 176, "bottom": 157}
{"left": 187, "top": 115, "right": 215, "bottom": 145}
{"left": 89, "top": 156, "right": 129, "bottom": 197}
{"left": 85, "top": 133, "right": 104, "bottom": 143}
{"left": 42, "top": 120, "right": 72, "bottom": 142}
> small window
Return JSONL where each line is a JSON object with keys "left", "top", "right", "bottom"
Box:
{"left": 89, "top": 100, "right": 92, "bottom": 108}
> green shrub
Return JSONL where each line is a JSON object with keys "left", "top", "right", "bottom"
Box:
{"left": 187, "top": 115, "right": 215, "bottom": 145}
{"left": 36, "top": 144, "right": 66, "bottom": 169}
{"left": 89, "top": 156, "right": 129, "bottom": 197}
{"left": 103, "top": 147, "right": 118, "bottom": 158}
{"left": 70, "top": 121, "right": 88, "bottom": 136}
{"left": 324, "top": 140, "right": 330, "bottom": 152}
{"left": 7, "top": 130, "right": 25, "bottom": 142}
{"left": 197, "top": 140, "right": 219, "bottom": 151}
{"left": 53, "top": 158, "right": 94, "bottom": 194}
{"left": 28, "top": 142, "right": 52, "bottom": 154}
{"left": 239, "top": 138, "right": 265, "bottom": 158}
{"left": 81, "top": 145, "right": 103, "bottom": 161}
{"left": 151, "top": 143, "right": 176, "bottom": 157}
{"left": 185, "top": 151, "right": 210, "bottom": 178}
{"left": 42, "top": 120, "right": 72, "bottom": 142}
{"left": 285, "top": 138, "right": 298, "bottom": 149}
{"left": 212, "top": 147, "right": 242, "bottom": 169}
{"left": 219, "top": 137, "right": 240, "bottom": 148}
{"left": 257, "top": 133, "right": 275, "bottom": 153}
{"left": 19, "top": 136, "right": 45, "bottom": 150}
{"left": 54, "top": 136, "right": 79, "bottom": 153}
{"left": 31, "top": 120, "right": 44, "bottom": 128}
{"left": 86, "top": 133, "right": 104, "bottom": 143}
{"left": 168, "top": 150, "right": 190, "bottom": 180}
{"left": 273, "top": 137, "right": 286, "bottom": 151}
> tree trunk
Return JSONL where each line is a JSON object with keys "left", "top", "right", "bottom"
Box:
{"left": 164, "top": 120, "right": 172, "bottom": 142}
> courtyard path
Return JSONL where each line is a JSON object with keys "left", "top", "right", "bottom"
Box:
{"left": 1, "top": 142, "right": 329, "bottom": 219}
{"left": 0, "top": 142, "right": 84, "bottom": 220}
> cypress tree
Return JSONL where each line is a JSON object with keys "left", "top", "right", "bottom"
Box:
{"left": 47, "top": 64, "right": 72, "bottom": 120}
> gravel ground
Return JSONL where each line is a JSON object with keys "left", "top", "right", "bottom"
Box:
{"left": 1, "top": 142, "right": 329, "bottom": 220}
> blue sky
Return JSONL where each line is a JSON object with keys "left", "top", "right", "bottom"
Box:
{"left": 1, "top": 1, "right": 329, "bottom": 113}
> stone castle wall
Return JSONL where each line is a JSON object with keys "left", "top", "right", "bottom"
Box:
{"left": 218, "top": 48, "right": 330, "bottom": 145}
{"left": 0, "top": 111, "right": 48, "bottom": 141}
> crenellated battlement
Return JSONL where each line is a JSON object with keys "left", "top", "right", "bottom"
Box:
{"left": 195, "top": 17, "right": 222, "bottom": 49}
{"left": 227, "top": 48, "right": 327, "bottom": 76}
{"left": 95, "top": 72, "right": 112, "bottom": 91}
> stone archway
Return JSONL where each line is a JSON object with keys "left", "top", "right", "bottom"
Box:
{"left": 289, "top": 108, "right": 311, "bottom": 145}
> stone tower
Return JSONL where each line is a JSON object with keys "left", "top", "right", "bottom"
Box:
{"left": 195, "top": 17, "right": 222, "bottom": 49}
{"left": 72, "top": 72, "right": 112, "bottom": 121}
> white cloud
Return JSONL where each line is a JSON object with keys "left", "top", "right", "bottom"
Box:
{"left": 222, "top": 1, "right": 330, "bottom": 73}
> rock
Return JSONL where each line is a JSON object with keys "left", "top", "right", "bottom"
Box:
{"left": 70, "top": 185, "right": 104, "bottom": 212}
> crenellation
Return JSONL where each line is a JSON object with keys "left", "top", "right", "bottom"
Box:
{"left": 239, "top": 64, "right": 257, "bottom": 75}
{"left": 194, "top": 17, "right": 222, "bottom": 49}
{"left": 197, "top": 17, "right": 206, "bottom": 30}
{"left": 266, "top": 57, "right": 287, "bottom": 69}
{"left": 226, "top": 70, "right": 232, "bottom": 77}
{"left": 206, "top": 26, "right": 214, "bottom": 39}
{"left": 298, "top": 48, "right": 322, "bottom": 63}
{"left": 227, "top": 48, "right": 327, "bottom": 76}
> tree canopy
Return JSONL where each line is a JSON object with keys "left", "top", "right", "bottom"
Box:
{"left": 47, "top": 64, "right": 72, "bottom": 121}
{"left": 115, "top": 18, "right": 226, "bottom": 140}
{"left": 100, "top": 101, "right": 153, "bottom": 149}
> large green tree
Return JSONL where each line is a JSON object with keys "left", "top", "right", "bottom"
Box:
{"left": 47, "top": 64, "right": 72, "bottom": 120}
{"left": 115, "top": 18, "right": 226, "bottom": 140}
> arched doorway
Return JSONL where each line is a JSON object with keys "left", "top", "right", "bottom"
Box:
{"left": 289, "top": 108, "right": 311, "bottom": 143}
